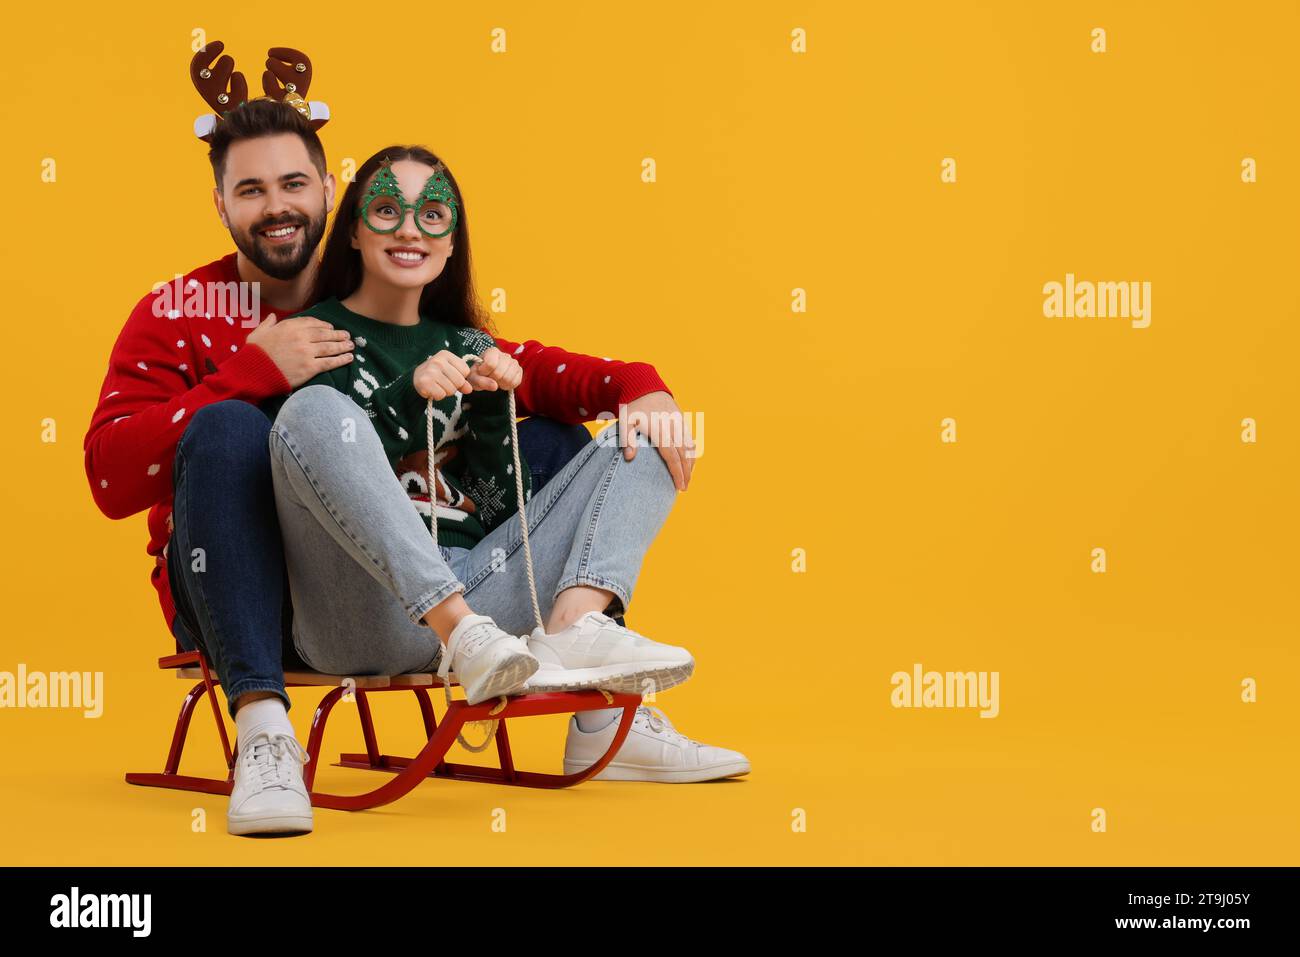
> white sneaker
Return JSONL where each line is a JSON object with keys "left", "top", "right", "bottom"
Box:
{"left": 523, "top": 612, "right": 695, "bottom": 695}
{"left": 227, "top": 728, "right": 313, "bottom": 836}
{"left": 564, "top": 705, "right": 750, "bottom": 782}
{"left": 438, "top": 613, "right": 539, "bottom": 705}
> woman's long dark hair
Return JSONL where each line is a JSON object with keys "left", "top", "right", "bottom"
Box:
{"left": 310, "top": 145, "right": 491, "bottom": 332}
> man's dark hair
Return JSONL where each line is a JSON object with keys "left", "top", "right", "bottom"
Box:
{"left": 207, "top": 99, "right": 328, "bottom": 188}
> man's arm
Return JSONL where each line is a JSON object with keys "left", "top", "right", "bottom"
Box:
{"left": 492, "top": 336, "right": 672, "bottom": 423}
{"left": 83, "top": 293, "right": 290, "bottom": 520}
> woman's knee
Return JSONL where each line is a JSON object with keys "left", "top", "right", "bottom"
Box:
{"left": 269, "top": 385, "right": 375, "bottom": 459}
{"left": 274, "top": 385, "right": 355, "bottom": 434}
{"left": 609, "top": 426, "right": 677, "bottom": 489}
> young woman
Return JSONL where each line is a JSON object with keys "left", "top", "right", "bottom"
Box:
{"left": 261, "top": 146, "right": 730, "bottom": 754}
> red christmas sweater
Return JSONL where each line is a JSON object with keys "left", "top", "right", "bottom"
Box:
{"left": 84, "top": 252, "right": 672, "bottom": 636}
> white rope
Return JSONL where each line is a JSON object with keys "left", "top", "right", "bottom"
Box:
{"left": 427, "top": 354, "right": 542, "bottom": 752}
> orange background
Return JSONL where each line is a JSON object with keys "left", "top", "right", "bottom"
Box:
{"left": 1, "top": 1, "right": 1296, "bottom": 864}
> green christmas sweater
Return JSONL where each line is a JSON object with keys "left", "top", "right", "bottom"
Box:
{"left": 261, "top": 296, "right": 531, "bottom": 549}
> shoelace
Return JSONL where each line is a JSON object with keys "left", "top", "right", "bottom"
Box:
{"left": 575, "top": 611, "right": 612, "bottom": 634}
{"left": 639, "top": 705, "right": 704, "bottom": 746}
{"left": 242, "top": 729, "right": 310, "bottom": 789}
{"left": 435, "top": 616, "right": 491, "bottom": 684}
{"left": 577, "top": 611, "right": 649, "bottom": 647}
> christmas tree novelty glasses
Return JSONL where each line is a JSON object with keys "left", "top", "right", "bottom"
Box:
{"left": 359, "top": 159, "right": 459, "bottom": 239}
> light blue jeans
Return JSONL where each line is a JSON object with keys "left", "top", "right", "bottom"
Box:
{"left": 267, "top": 384, "right": 678, "bottom": 676}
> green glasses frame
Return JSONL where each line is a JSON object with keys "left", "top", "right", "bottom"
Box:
{"left": 358, "top": 159, "right": 459, "bottom": 239}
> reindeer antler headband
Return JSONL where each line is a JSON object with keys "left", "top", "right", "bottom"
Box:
{"left": 190, "top": 41, "right": 330, "bottom": 142}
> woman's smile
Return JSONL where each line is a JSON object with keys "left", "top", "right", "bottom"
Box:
{"left": 385, "top": 245, "right": 430, "bottom": 268}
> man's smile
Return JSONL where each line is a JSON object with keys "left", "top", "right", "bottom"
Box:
{"left": 258, "top": 222, "right": 304, "bottom": 245}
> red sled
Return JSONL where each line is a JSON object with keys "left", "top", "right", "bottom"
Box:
{"left": 125, "top": 648, "right": 639, "bottom": 811}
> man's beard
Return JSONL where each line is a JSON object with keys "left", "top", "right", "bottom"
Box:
{"left": 232, "top": 208, "right": 328, "bottom": 281}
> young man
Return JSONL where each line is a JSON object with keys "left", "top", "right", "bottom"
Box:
{"left": 85, "top": 64, "right": 746, "bottom": 836}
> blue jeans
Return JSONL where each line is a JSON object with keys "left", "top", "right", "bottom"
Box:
{"left": 266, "top": 385, "right": 677, "bottom": 677}
{"left": 168, "top": 402, "right": 294, "bottom": 717}
{"left": 168, "top": 398, "right": 599, "bottom": 716}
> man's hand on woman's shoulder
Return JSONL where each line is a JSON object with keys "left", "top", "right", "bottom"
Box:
{"left": 246, "top": 313, "right": 355, "bottom": 388}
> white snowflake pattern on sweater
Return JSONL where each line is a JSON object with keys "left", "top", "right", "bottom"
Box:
{"left": 462, "top": 474, "right": 509, "bottom": 528}
{"left": 459, "top": 327, "right": 498, "bottom": 357}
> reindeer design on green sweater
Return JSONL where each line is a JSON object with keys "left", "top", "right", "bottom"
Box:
{"left": 394, "top": 392, "right": 475, "bottom": 524}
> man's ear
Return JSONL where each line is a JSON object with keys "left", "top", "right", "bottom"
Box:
{"left": 213, "top": 186, "right": 230, "bottom": 229}
{"left": 323, "top": 171, "right": 337, "bottom": 215}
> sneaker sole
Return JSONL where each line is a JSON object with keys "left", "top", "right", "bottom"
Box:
{"left": 522, "top": 659, "right": 695, "bottom": 696}
{"left": 563, "top": 758, "right": 751, "bottom": 783}
{"left": 227, "top": 812, "right": 314, "bottom": 836}
{"left": 460, "top": 646, "right": 540, "bottom": 705}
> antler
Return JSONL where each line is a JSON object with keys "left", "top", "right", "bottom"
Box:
{"left": 190, "top": 41, "right": 248, "bottom": 115}
{"left": 262, "top": 47, "right": 313, "bottom": 100}
{"left": 188, "top": 42, "right": 329, "bottom": 141}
